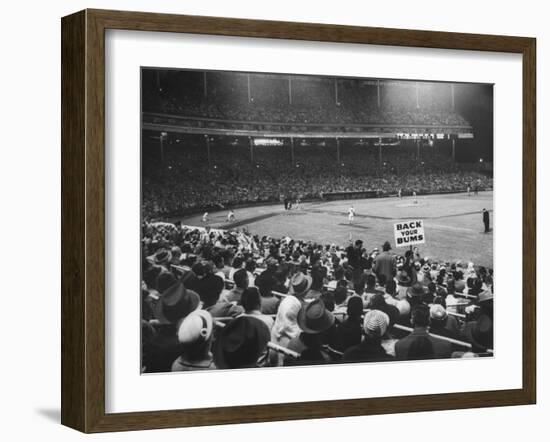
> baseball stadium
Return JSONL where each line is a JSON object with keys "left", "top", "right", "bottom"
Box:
{"left": 141, "top": 68, "right": 494, "bottom": 372}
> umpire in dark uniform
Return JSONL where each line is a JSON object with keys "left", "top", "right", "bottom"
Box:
{"left": 482, "top": 208, "right": 490, "bottom": 233}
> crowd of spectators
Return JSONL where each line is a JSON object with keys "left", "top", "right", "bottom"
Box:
{"left": 143, "top": 72, "right": 470, "bottom": 128}
{"left": 142, "top": 143, "right": 492, "bottom": 218}
{"left": 145, "top": 97, "right": 470, "bottom": 128}
{"left": 141, "top": 222, "right": 494, "bottom": 372}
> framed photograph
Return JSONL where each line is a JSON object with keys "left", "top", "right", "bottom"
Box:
{"left": 61, "top": 9, "right": 536, "bottom": 433}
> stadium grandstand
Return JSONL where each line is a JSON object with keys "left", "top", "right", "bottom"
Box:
{"left": 142, "top": 69, "right": 492, "bottom": 218}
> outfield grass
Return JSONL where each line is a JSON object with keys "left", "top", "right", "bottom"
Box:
{"left": 178, "top": 191, "right": 494, "bottom": 268}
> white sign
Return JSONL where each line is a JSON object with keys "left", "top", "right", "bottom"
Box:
{"left": 394, "top": 219, "right": 425, "bottom": 247}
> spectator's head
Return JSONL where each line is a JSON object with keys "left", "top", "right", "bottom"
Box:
{"left": 170, "top": 246, "right": 182, "bottom": 263}
{"left": 333, "top": 266, "right": 344, "bottom": 281}
{"left": 353, "top": 279, "right": 365, "bottom": 296}
{"left": 382, "top": 241, "right": 391, "bottom": 252}
{"left": 212, "top": 254, "right": 224, "bottom": 269}
{"left": 297, "top": 299, "right": 334, "bottom": 334}
{"left": 272, "top": 295, "right": 302, "bottom": 340}
{"left": 464, "top": 314, "right": 493, "bottom": 352}
{"left": 411, "top": 304, "right": 430, "bottom": 328}
{"left": 232, "top": 255, "right": 244, "bottom": 269}
{"left": 347, "top": 296, "right": 364, "bottom": 320}
{"left": 177, "top": 310, "right": 214, "bottom": 360}
{"left": 368, "top": 293, "right": 386, "bottom": 311}
{"left": 363, "top": 309, "right": 389, "bottom": 338}
{"left": 245, "top": 258, "right": 256, "bottom": 273}
{"left": 274, "top": 267, "right": 288, "bottom": 285}
{"left": 366, "top": 274, "right": 376, "bottom": 289}
{"left": 157, "top": 272, "right": 178, "bottom": 294}
{"left": 143, "top": 265, "right": 162, "bottom": 290}
{"left": 407, "top": 282, "right": 426, "bottom": 300}
{"left": 241, "top": 287, "right": 262, "bottom": 313}
{"left": 290, "top": 272, "right": 313, "bottom": 298}
{"left": 192, "top": 261, "right": 208, "bottom": 278}
{"left": 311, "top": 267, "right": 325, "bottom": 291}
{"left": 429, "top": 304, "right": 448, "bottom": 327}
{"left": 333, "top": 286, "right": 348, "bottom": 306}
{"left": 233, "top": 268, "right": 249, "bottom": 290}
{"left": 197, "top": 272, "right": 224, "bottom": 308}
{"left": 153, "top": 281, "right": 200, "bottom": 325}
{"left": 471, "top": 278, "right": 483, "bottom": 295}
{"left": 377, "top": 274, "right": 387, "bottom": 287}
{"left": 396, "top": 270, "right": 411, "bottom": 286}
{"left": 257, "top": 276, "right": 275, "bottom": 298}
{"left": 213, "top": 316, "right": 270, "bottom": 369}
{"left": 321, "top": 291, "right": 335, "bottom": 312}
{"left": 153, "top": 248, "right": 172, "bottom": 267}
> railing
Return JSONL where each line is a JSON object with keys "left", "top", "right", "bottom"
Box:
{"left": 142, "top": 111, "right": 473, "bottom": 138}
{"left": 211, "top": 314, "right": 492, "bottom": 356}
{"left": 167, "top": 264, "right": 491, "bottom": 354}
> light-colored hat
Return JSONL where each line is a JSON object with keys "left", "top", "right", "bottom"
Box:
{"left": 289, "top": 272, "right": 313, "bottom": 297}
{"left": 430, "top": 304, "right": 448, "bottom": 320}
{"left": 177, "top": 310, "right": 214, "bottom": 344}
{"left": 363, "top": 310, "right": 390, "bottom": 337}
{"left": 478, "top": 289, "right": 494, "bottom": 303}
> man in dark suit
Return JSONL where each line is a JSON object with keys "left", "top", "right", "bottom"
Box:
{"left": 395, "top": 304, "right": 452, "bottom": 360}
{"left": 373, "top": 241, "right": 396, "bottom": 282}
{"left": 482, "top": 208, "right": 490, "bottom": 233}
{"left": 345, "top": 239, "right": 364, "bottom": 273}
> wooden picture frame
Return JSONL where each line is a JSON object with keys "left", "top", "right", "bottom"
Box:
{"left": 61, "top": 9, "right": 536, "bottom": 433}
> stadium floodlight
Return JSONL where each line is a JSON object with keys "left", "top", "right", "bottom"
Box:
{"left": 479, "top": 158, "right": 484, "bottom": 163}
{"left": 254, "top": 138, "right": 283, "bottom": 146}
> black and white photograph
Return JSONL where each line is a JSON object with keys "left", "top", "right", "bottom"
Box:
{"left": 140, "top": 68, "right": 494, "bottom": 373}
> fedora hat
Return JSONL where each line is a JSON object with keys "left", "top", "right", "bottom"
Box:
{"left": 153, "top": 248, "right": 172, "bottom": 265}
{"left": 177, "top": 310, "right": 214, "bottom": 344}
{"left": 463, "top": 315, "right": 493, "bottom": 352}
{"left": 407, "top": 282, "right": 426, "bottom": 298}
{"left": 156, "top": 272, "right": 178, "bottom": 293}
{"left": 213, "top": 316, "right": 270, "bottom": 369}
{"left": 396, "top": 270, "right": 411, "bottom": 285}
{"left": 297, "top": 299, "right": 334, "bottom": 334}
{"left": 153, "top": 281, "right": 200, "bottom": 325}
{"left": 289, "top": 272, "right": 313, "bottom": 297}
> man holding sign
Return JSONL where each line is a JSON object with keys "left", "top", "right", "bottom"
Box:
{"left": 394, "top": 219, "right": 426, "bottom": 248}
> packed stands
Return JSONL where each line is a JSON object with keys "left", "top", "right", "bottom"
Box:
{"left": 141, "top": 222, "right": 494, "bottom": 372}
